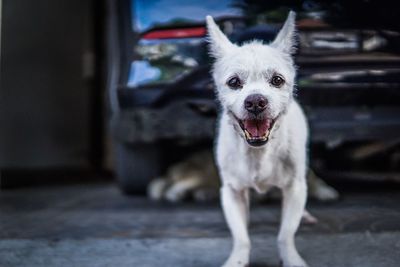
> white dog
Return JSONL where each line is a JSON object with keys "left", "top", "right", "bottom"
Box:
{"left": 207, "top": 12, "right": 310, "bottom": 267}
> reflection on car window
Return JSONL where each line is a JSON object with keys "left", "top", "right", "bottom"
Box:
{"left": 132, "top": 0, "right": 241, "bottom": 32}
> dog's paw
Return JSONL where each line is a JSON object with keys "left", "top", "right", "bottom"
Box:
{"left": 280, "top": 257, "right": 308, "bottom": 267}
{"left": 222, "top": 258, "right": 249, "bottom": 267}
{"left": 312, "top": 183, "right": 339, "bottom": 202}
{"left": 164, "top": 188, "right": 185, "bottom": 202}
{"left": 308, "top": 171, "right": 339, "bottom": 202}
{"left": 222, "top": 249, "right": 250, "bottom": 267}
{"left": 147, "top": 178, "right": 168, "bottom": 201}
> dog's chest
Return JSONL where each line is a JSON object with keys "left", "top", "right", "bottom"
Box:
{"left": 245, "top": 152, "right": 283, "bottom": 191}
{"left": 221, "top": 148, "right": 285, "bottom": 191}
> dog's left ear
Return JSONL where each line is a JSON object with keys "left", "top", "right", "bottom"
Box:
{"left": 270, "top": 11, "right": 297, "bottom": 55}
{"left": 206, "top": 15, "right": 236, "bottom": 58}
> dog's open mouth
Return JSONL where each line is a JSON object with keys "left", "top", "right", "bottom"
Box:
{"left": 237, "top": 117, "right": 276, "bottom": 147}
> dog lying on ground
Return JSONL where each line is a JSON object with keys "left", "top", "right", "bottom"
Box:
{"left": 148, "top": 150, "right": 338, "bottom": 204}
{"left": 148, "top": 149, "right": 338, "bottom": 225}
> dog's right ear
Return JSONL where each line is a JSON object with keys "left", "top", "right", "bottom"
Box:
{"left": 206, "top": 16, "right": 235, "bottom": 58}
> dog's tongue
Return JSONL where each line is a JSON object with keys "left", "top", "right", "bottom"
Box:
{"left": 244, "top": 119, "right": 271, "bottom": 137}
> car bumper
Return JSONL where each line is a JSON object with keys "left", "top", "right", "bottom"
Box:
{"left": 308, "top": 106, "right": 400, "bottom": 143}
{"left": 111, "top": 99, "right": 217, "bottom": 144}
{"left": 112, "top": 89, "right": 400, "bottom": 144}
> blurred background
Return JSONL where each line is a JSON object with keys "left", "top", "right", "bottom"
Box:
{"left": 2, "top": 0, "right": 400, "bottom": 190}
{"left": 1, "top": 0, "right": 400, "bottom": 266}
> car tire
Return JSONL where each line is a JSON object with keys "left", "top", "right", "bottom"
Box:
{"left": 115, "top": 143, "right": 161, "bottom": 195}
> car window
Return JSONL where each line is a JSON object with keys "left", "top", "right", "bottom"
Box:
{"left": 132, "top": 0, "right": 242, "bottom": 32}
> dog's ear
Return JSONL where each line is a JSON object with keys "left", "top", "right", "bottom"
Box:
{"left": 270, "top": 11, "right": 297, "bottom": 55}
{"left": 206, "top": 15, "right": 235, "bottom": 58}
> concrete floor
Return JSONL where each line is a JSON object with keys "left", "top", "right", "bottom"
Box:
{"left": 1, "top": 182, "right": 400, "bottom": 267}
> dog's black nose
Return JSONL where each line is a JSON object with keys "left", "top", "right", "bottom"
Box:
{"left": 244, "top": 94, "right": 267, "bottom": 114}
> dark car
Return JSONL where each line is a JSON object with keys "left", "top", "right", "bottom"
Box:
{"left": 107, "top": 0, "right": 400, "bottom": 194}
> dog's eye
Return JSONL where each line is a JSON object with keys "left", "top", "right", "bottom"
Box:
{"left": 227, "top": 76, "right": 243, "bottom": 90}
{"left": 270, "top": 75, "right": 285, "bottom": 88}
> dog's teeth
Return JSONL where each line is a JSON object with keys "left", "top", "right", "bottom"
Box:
{"left": 244, "top": 129, "right": 251, "bottom": 139}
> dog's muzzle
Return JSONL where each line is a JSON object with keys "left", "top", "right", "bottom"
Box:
{"left": 230, "top": 111, "right": 278, "bottom": 147}
{"left": 240, "top": 117, "right": 277, "bottom": 147}
{"left": 229, "top": 94, "right": 278, "bottom": 147}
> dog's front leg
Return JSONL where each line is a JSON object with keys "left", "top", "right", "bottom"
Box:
{"left": 221, "top": 185, "right": 250, "bottom": 267}
{"left": 278, "top": 179, "right": 308, "bottom": 267}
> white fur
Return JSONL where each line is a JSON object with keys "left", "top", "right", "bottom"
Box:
{"left": 207, "top": 12, "right": 310, "bottom": 267}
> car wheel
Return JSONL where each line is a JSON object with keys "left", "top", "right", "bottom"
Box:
{"left": 115, "top": 143, "right": 161, "bottom": 195}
